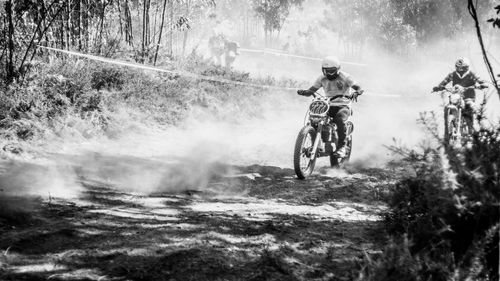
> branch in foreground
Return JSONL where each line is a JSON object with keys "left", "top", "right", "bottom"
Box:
{"left": 468, "top": 0, "right": 500, "bottom": 98}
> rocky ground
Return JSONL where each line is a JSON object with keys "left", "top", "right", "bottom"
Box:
{"left": 0, "top": 157, "right": 409, "bottom": 281}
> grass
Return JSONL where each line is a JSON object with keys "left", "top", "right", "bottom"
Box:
{"left": 0, "top": 53, "right": 301, "bottom": 151}
{"left": 0, "top": 53, "right": 300, "bottom": 229}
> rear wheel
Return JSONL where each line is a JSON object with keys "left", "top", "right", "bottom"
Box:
{"left": 294, "top": 126, "right": 317, "bottom": 179}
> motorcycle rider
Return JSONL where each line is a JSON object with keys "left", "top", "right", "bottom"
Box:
{"left": 297, "top": 56, "right": 363, "bottom": 158}
{"left": 432, "top": 57, "right": 488, "bottom": 135}
{"left": 224, "top": 39, "right": 240, "bottom": 68}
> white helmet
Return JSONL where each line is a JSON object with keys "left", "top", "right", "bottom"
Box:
{"left": 455, "top": 57, "right": 470, "bottom": 74}
{"left": 322, "top": 56, "right": 341, "bottom": 80}
{"left": 322, "top": 56, "right": 341, "bottom": 69}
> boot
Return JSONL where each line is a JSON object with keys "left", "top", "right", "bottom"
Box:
{"left": 325, "top": 142, "right": 335, "bottom": 153}
{"left": 334, "top": 122, "right": 348, "bottom": 158}
{"left": 334, "top": 145, "right": 348, "bottom": 158}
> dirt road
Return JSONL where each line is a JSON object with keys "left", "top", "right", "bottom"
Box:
{"left": 0, "top": 160, "right": 407, "bottom": 281}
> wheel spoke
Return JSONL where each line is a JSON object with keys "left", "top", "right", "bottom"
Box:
{"left": 300, "top": 133, "right": 313, "bottom": 172}
{"left": 294, "top": 126, "right": 318, "bottom": 179}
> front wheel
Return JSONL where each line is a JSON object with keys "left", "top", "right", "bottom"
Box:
{"left": 445, "top": 109, "right": 459, "bottom": 146}
{"left": 293, "top": 126, "right": 317, "bottom": 180}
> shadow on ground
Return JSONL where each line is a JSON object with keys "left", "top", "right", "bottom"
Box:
{"left": 0, "top": 155, "right": 406, "bottom": 281}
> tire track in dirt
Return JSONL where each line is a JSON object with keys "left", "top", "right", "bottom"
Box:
{"left": 0, "top": 162, "right": 407, "bottom": 280}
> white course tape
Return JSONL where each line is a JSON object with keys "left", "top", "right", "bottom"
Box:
{"left": 239, "top": 48, "right": 368, "bottom": 67}
{"left": 37, "top": 45, "right": 297, "bottom": 91}
{"left": 37, "top": 45, "right": 399, "bottom": 97}
{"left": 365, "top": 92, "right": 401, "bottom": 98}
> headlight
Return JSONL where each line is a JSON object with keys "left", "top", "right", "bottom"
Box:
{"left": 310, "top": 116, "right": 323, "bottom": 123}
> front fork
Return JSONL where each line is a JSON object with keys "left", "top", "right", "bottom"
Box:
{"left": 446, "top": 106, "right": 462, "bottom": 139}
{"left": 310, "top": 123, "right": 323, "bottom": 162}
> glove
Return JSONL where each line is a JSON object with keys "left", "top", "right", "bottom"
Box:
{"left": 297, "top": 90, "right": 311, "bottom": 96}
{"left": 432, "top": 86, "right": 443, "bottom": 92}
{"left": 351, "top": 90, "right": 363, "bottom": 101}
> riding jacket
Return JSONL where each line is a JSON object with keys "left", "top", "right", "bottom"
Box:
{"left": 312, "top": 71, "right": 356, "bottom": 106}
{"left": 438, "top": 70, "right": 486, "bottom": 88}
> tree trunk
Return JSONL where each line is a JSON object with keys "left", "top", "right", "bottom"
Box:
{"left": 97, "top": 0, "right": 107, "bottom": 54}
{"left": 27, "top": 2, "right": 66, "bottom": 63}
{"left": 152, "top": 0, "right": 159, "bottom": 46}
{"left": 66, "top": 0, "right": 71, "bottom": 50}
{"left": 78, "top": 0, "right": 82, "bottom": 50}
{"left": 142, "top": 0, "right": 147, "bottom": 60}
{"left": 124, "top": 0, "right": 133, "bottom": 46}
{"left": 6, "top": 0, "right": 15, "bottom": 83}
{"left": 59, "top": 5, "right": 65, "bottom": 49}
{"left": 117, "top": 0, "right": 123, "bottom": 40}
{"left": 468, "top": 0, "right": 500, "bottom": 98}
{"left": 145, "top": 0, "right": 150, "bottom": 47}
{"left": 154, "top": 0, "right": 168, "bottom": 65}
{"left": 169, "top": 0, "right": 174, "bottom": 58}
{"left": 182, "top": 0, "right": 190, "bottom": 56}
{"left": 85, "top": 0, "right": 90, "bottom": 51}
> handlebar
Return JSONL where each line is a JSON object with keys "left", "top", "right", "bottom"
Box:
{"left": 445, "top": 85, "right": 477, "bottom": 91}
{"left": 307, "top": 92, "right": 360, "bottom": 101}
{"left": 431, "top": 84, "right": 486, "bottom": 94}
{"left": 298, "top": 89, "right": 361, "bottom": 103}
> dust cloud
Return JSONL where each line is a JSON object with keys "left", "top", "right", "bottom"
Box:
{"left": 0, "top": 159, "right": 81, "bottom": 199}
{"left": 1, "top": 1, "right": 500, "bottom": 200}
{"left": 0, "top": 158, "right": 82, "bottom": 220}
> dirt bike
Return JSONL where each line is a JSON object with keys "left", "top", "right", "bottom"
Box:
{"left": 437, "top": 85, "right": 479, "bottom": 146}
{"left": 293, "top": 92, "right": 355, "bottom": 179}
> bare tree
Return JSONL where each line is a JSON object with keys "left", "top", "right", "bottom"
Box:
{"left": 154, "top": 0, "right": 168, "bottom": 65}
{"left": 468, "top": 0, "right": 500, "bottom": 98}
{"left": 6, "top": 0, "right": 15, "bottom": 82}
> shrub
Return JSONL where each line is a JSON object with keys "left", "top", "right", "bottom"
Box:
{"left": 0, "top": 54, "right": 299, "bottom": 147}
{"left": 358, "top": 236, "right": 454, "bottom": 281}
{"left": 361, "top": 124, "right": 500, "bottom": 280}
{"left": 90, "top": 66, "right": 127, "bottom": 91}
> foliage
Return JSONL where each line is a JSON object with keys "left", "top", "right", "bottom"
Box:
{"left": 251, "top": 0, "right": 304, "bottom": 33}
{"left": 90, "top": 66, "right": 127, "bottom": 91}
{"left": 0, "top": 0, "right": 218, "bottom": 84}
{"left": 322, "top": 0, "right": 416, "bottom": 55}
{"left": 487, "top": 4, "right": 500, "bottom": 28}
{"left": 378, "top": 16, "right": 417, "bottom": 56}
{"left": 0, "top": 53, "right": 298, "bottom": 148}
{"left": 322, "top": 0, "right": 387, "bottom": 36}
{"left": 322, "top": 0, "right": 496, "bottom": 55}
{"left": 390, "top": 0, "right": 495, "bottom": 41}
{"left": 360, "top": 125, "right": 500, "bottom": 280}
{"left": 358, "top": 236, "right": 454, "bottom": 281}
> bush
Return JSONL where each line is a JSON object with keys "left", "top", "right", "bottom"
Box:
{"left": 0, "top": 60, "right": 108, "bottom": 143}
{"left": 0, "top": 54, "right": 300, "bottom": 149}
{"left": 90, "top": 66, "right": 127, "bottom": 91}
{"left": 358, "top": 236, "right": 454, "bottom": 281}
{"left": 361, "top": 126, "right": 500, "bottom": 280}
{"left": 377, "top": 16, "right": 417, "bottom": 56}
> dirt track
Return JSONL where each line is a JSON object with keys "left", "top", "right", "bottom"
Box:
{"left": 0, "top": 161, "right": 408, "bottom": 281}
